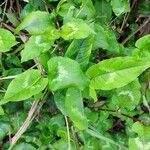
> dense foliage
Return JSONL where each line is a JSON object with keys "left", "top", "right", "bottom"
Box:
{"left": 0, "top": 0, "right": 150, "bottom": 149}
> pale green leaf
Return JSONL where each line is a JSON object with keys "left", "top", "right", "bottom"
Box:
{"left": 65, "top": 87, "right": 88, "bottom": 130}
{"left": 13, "top": 143, "right": 36, "bottom": 150}
{"left": 0, "top": 28, "right": 17, "bottom": 52}
{"left": 15, "top": 11, "right": 53, "bottom": 34}
{"left": 132, "top": 122, "right": 150, "bottom": 140}
{"left": 87, "top": 57, "right": 150, "bottom": 90}
{"left": 47, "top": 56, "right": 88, "bottom": 91}
{"left": 111, "top": 79, "right": 141, "bottom": 111}
{"left": 65, "top": 36, "right": 94, "bottom": 70}
{"left": 129, "top": 137, "right": 150, "bottom": 150}
{"left": 0, "top": 69, "right": 48, "bottom": 105}
{"left": 135, "top": 34, "right": 150, "bottom": 51}
{"left": 21, "top": 35, "right": 54, "bottom": 62}
{"left": 111, "top": 0, "right": 130, "bottom": 16}
{"left": 60, "top": 20, "right": 93, "bottom": 40}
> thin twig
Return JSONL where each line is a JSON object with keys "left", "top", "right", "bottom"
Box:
{"left": 122, "top": 17, "right": 150, "bottom": 44}
{"left": 0, "top": 75, "right": 17, "bottom": 81}
{"left": 65, "top": 116, "right": 71, "bottom": 150}
{"left": 0, "top": 0, "right": 8, "bottom": 27}
{"left": 8, "top": 100, "right": 39, "bottom": 150}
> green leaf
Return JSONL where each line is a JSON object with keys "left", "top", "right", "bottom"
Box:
{"left": 111, "top": 79, "right": 141, "bottom": 111}
{"left": 76, "top": 0, "right": 96, "bottom": 19}
{"left": 0, "top": 28, "right": 17, "bottom": 52}
{"left": 111, "top": 0, "right": 130, "bottom": 16}
{"left": 65, "top": 87, "right": 88, "bottom": 130}
{"left": 0, "top": 122, "right": 10, "bottom": 140}
{"left": 15, "top": 11, "right": 53, "bottom": 34}
{"left": 0, "top": 69, "right": 48, "bottom": 105}
{"left": 54, "top": 91, "right": 67, "bottom": 115}
{"left": 47, "top": 56, "right": 88, "bottom": 91}
{"left": 60, "top": 20, "right": 93, "bottom": 40}
{"left": 65, "top": 36, "right": 94, "bottom": 70}
{"left": 12, "top": 143, "right": 36, "bottom": 150}
{"left": 93, "top": 24, "right": 121, "bottom": 53}
{"left": 21, "top": 35, "right": 54, "bottom": 62}
{"left": 94, "top": 0, "right": 112, "bottom": 23}
{"left": 132, "top": 122, "right": 150, "bottom": 140}
{"left": 135, "top": 34, "right": 150, "bottom": 51}
{"left": 87, "top": 57, "right": 150, "bottom": 90}
{"left": 0, "top": 106, "right": 4, "bottom": 115}
{"left": 129, "top": 137, "right": 150, "bottom": 150}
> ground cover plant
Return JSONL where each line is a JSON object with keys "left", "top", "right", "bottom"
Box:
{"left": 0, "top": 0, "right": 150, "bottom": 149}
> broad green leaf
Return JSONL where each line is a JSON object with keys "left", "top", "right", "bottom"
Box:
{"left": 13, "top": 143, "right": 36, "bottom": 150}
{"left": 47, "top": 56, "right": 88, "bottom": 91}
{"left": 0, "top": 106, "right": 4, "bottom": 115}
{"left": 0, "top": 69, "right": 48, "bottom": 105}
{"left": 65, "top": 36, "right": 94, "bottom": 70}
{"left": 94, "top": 0, "right": 112, "bottom": 23}
{"left": 15, "top": 11, "right": 53, "bottom": 34}
{"left": 75, "top": 0, "right": 96, "bottom": 19}
{"left": 93, "top": 24, "right": 121, "bottom": 53}
{"left": 111, "top": 79, "right": 141, "bottom": 111}
{"left": 135, "top": 34, "right": 150, "bottom": 51}
{"left": 65, "top": 87, "right": 88, "bottom": 130}
{"left": 132, "top": 122, "right": 150, "bottom": 140}
{"left": 129, "top": 137, "right": 150, "bottom": 150}
{"left": 21, "top": 35, "right": 54, "bottom": 62}
{"left": 111, "top": 0, "right": 130, "bottom": 16}
{"left": 60, "top": 20, "right": 93, "bottom": 40}
{"left": 0, "top": 28, "right": 17, "bottom": 52}
{"left": 87, "top": 57, "right": 150, "bottom": 90}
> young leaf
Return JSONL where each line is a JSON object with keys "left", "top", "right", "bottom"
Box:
{"left": 111, "top": 0, "right": 130, "bottom": 16}
{"left": 65, "top": 36, "right": 94, "bottom": 70}
{"left": 135, "top": 34, "right": 150, "bottom": 51}
{"left": 87, "top": 57, "right": 150, "bottom": 90}
{"left": 60, "top": 20, "right": 93, "bottom": 40}
{"left": 21, "top": 35, "right": 54, "bottom": 62}
{"left": 0, "top": 69, "right": 48, "bottom": 105}
{"left": 47, "top": 56, "right": 88, "bottom": 91}
{"left": 65, "top": 87, "right": 88, "bottom": 130}
{"left": 0, "top": 28, "right": 17, "bottom": 52}
{"left": 15, "top": 11, "right": 53, "bottom": 34}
